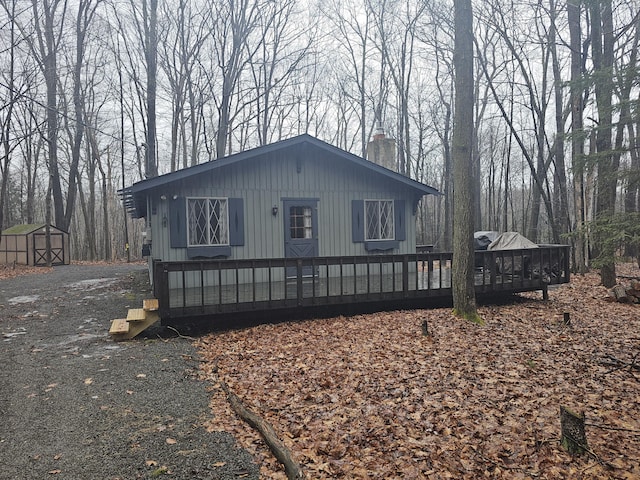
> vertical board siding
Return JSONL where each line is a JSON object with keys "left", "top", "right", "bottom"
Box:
{"left": 152, "top": 149, "right": 421, "bottom": 290}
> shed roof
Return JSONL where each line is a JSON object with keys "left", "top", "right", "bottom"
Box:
{"left": 121, "top": 134, "right": 441, "bottom": 218}
{"left": 1, "top": 223, "right": 65, "bottom": 235}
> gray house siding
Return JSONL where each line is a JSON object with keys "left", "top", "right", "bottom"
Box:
{"left": 123, "top": 135, "right": 438, "bottom": 289}
{"left": 151, "top": 154, "right": 416, "bottom": 258}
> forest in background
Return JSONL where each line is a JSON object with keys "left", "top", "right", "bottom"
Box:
{"left": 0, "top": 0, "right": 639, "bottom": 276}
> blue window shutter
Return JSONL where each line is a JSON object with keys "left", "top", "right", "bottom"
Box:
{"left": 352, "top": 200, "right": 364, "bottom": 242}
{"left": 395, "top": 199, "right": 406, "bottom": 241}
{"left": 228, "top": 198, "right": 245, "bottom": 246}
{"left": 169, "top": 197, "right": 187, "bottom": 248}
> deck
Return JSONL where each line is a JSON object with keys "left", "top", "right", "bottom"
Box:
{"left": 151, "top": 246, "right": 570, "bottom": 326}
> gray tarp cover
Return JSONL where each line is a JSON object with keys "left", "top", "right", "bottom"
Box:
{"left": 487, "top": 231, "right": 538, "bottom": 250}
{"left": 487, "top": 232, "right": 538, "bottom": 274}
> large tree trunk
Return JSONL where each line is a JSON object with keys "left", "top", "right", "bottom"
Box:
{"left": 568, "top": 0, "right": 587, "bottom": 273}
{"left": 549, "top": 0, "right": 570, "bottom": 244}
{"left": 591, "top": 0, "right": 617, "bottom": 287}
{"left": 452, "top": 0, "right": 478, "bottom": 320}
{"left": 41, "top": 2, "right": 65, "bottom": 230}
{"left": 145, "top": 0, "right": 158, "bottom": 177}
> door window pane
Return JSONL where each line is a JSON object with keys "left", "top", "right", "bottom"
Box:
{"left": 290, "top": 206, "right": 313, "bottom": 239}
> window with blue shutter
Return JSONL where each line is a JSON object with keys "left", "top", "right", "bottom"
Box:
{"left": 170, "top": 196, "right": 244, "bottom": 258}
{"left": 352, "top": 200, "right": 365, "bottom": 243}
{"left": 352, "top": 199, "right": 406, "bottom": 251}
{"left": 228, "top": 198, "right": 245, "bottom": 246}
{"left": 169, "top": 197, "right": 187, "bottom": 248}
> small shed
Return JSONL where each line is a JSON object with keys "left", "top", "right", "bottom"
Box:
{"left": 0, "top": 224, "right": 70, "bottom": 266}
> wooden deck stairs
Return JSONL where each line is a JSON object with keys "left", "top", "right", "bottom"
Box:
{"left": 109, "top": 298, "right": 160, "bottom": 340}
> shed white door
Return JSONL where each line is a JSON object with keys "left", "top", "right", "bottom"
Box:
{"left": 283, "top": 199, "right": 318, "bottom": 277}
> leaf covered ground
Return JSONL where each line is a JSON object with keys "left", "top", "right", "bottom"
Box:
{"left": 197, "top": 266, "right": 640, "bottom": 479}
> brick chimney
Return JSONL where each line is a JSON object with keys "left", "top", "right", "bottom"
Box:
{"left": 366, "top": 123, "right": 396, "bottom": 171}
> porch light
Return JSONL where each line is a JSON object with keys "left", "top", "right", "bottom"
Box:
{"left": 272, "top": 205, "right": 279, "bottom": 216}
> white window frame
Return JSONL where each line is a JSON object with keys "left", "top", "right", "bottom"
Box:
{"left": 187, "top": 197, "right": 229, "bottom": 247}
{"left": 364, "top": 199, "right": 395, "bottom": 241}
{"left": 289, "top": 205, "right": 313, "bottom": 239}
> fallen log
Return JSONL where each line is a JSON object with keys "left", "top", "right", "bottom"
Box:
{"left": 220, "top": 380, "right": 304, "bottom": 480}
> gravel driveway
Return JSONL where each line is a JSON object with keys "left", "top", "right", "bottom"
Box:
{"left": 0, "top": 263, "right": 259, "bottom": 480}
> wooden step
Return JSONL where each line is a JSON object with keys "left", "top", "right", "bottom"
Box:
{"left": 109, "top": 318, "right": 130, "bottom": 335}
{"left": 110, "top": 305, "right": 161, "bottom": 341}
{"left": 126, "top": 308, "right": 147, "bottom": 322}
{"left": 125, "top": 312, "right": 160, "bottom": 339}
{"left": 143, "top": 298, "right": 159, "bottom": 312}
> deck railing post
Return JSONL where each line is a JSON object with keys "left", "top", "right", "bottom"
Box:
{"left": 402, "top": 255, "right": 409, "bottom": 297}
{"left": 296, "top": 259, "right": 303, "bottom": 306}
{"left": 490, "top": 251, "right": 497, "bottom": 288}
{"left": 154, "top": 261, "right": 170, "bottom": 320}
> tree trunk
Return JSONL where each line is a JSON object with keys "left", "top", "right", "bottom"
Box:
{"left": 452, "top": 0, "right": 478, "bottom": 320}
{"left": 591, "top": 0, "right": 617, "bottom": 287}
{"left": 145, "top": 0, "right": 159, "bottom": 177}
{"left": 568, "top": 0, "right": 587, "bottom": 273}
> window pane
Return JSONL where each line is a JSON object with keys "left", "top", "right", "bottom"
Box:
{"left": 188, "top": 198, "right": 228, "bottom": 246}
{"left": 380, "top": 201, "right": 393, "bottom": 239}
{"left": 290, "top": 206, "right": 312, "bottom": 239}
{"left": 208, "top": 199, "right": 228, "bottom": 244}
{"left": 365, "top": 200, "right": 394, "bottom": 241}
{"left": 366, "top": 202, "right": 379, "bottom": 239}
{"left": 188, "top": 199, "right": 208, "bottom": 245}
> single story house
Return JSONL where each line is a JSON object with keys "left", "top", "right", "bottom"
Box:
{"left": 122, "top": 134, "right": 440, "bottom": 292}
{"left": 118, "top": 134, "right": 570, "bottom": 328}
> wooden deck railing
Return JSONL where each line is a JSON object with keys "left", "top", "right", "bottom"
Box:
{"left": 152, "top": 245, "right": 570, "bottom": 321}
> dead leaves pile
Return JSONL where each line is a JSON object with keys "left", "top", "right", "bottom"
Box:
{"left": 197, "top": 265, "right": 640, "bottom": 479}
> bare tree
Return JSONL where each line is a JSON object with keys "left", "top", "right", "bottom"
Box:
{"left": 27, "top": 0, "right": 68, "bottom": 229}
{"left": 370, "top": 0, "right": 427, "bottom": 176}
{"left": 590, "top": 0, "right": 617, "bottom": 287}
{"left": 64, "top": 0, "right": 103, "bottom": 231}
{"left": 206, "top": 0, "right": 262, "bottom": 158}
{"left": 251, "top": 0, "right": 312, "bottom": 146}
{"left": 126, "top": 0, "right": 158, "bottom": 177}
{"left": 159, "top": 0, "right": 212, "bottom": 170}
{"left": 567, "top": 0, "right": 589, "bottom": 272}
{"left": 476, "top": 0, "right": 560, "bottom": 243}
{"left": 0, "top": 0, "right": 20, "bottom": 234}
{"left": 452, "top": 0, "right": 478, "bottom": 321}
{"left": 324, "top": 0, "right": 378, "bottom": 157}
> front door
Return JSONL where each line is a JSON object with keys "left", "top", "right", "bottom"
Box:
{"left": 283, "top": 199, "right": 318, "bottom": 277}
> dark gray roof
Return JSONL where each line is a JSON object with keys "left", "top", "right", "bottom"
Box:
{"left": 121, "top": 134, "right": 440, "bottom": 218}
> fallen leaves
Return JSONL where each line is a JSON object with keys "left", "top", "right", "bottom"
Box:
{"left": 197, "top": 264, "right": 640, "bottom": 479}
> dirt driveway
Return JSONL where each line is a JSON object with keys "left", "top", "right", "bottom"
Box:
{"left": 0, "top": 263, "right": 258, "bottom": 480}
